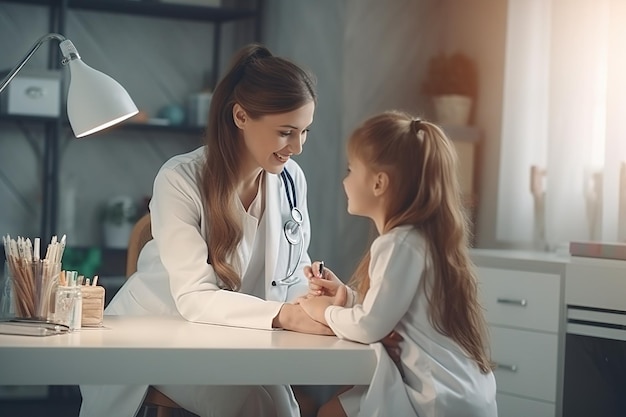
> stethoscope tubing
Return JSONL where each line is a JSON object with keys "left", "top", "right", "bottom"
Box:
{"left": 280, "top": 170, "right": 297, "bottom": 211}
{"left": 280, "top": 169, "right": 304, "bottom": 285}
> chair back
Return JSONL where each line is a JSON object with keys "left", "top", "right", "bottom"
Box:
{"left": 123, "top": 212, "right": 185, "bottom": 414}
{"left": 126, "top": 213, "right": 152, "bottom": 278}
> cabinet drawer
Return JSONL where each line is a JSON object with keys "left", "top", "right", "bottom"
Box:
{"left": 478, "top": 267, "right": 561, "bottom": 332}
{"left": 496, "top": 392, "right": 555, "bottom": 417}
{"left": 566, "top": 261, "right": 626, "bottom": 311}
{"left": 491, "top": 326, "right": 558, "bottom": 402}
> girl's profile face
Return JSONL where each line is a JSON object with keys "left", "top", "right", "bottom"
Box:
{"left": 237, "top": 101, "right": 315, "bottom": 175}
{"left": 343, "top": 154, "right": 379, "bottom": 218}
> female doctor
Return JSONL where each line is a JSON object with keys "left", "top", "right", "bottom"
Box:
{"left": 79, "top": 43, "right": 331, "bottom": 417}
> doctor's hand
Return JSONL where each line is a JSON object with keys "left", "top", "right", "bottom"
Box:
{"left": 273, "top": 303, "right": 334, "bottom": 336}
{"left": 303, "top": 262, "right": 343, "bottom": 297}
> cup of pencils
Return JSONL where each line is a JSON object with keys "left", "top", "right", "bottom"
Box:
{"left": 2, "top": 234, "right": 66, "bottom": 321}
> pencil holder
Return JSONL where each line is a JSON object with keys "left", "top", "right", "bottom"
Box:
{"left": 81, "top": 285, "right": 105, "bottom": 327}
{"left": 6, "top": 259, "right": 61, "bottom": 321}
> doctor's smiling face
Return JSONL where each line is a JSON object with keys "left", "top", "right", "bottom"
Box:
{"left": 234, "top": 101, "right": 315, "bottom": 175}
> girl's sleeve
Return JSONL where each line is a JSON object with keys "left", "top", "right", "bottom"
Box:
{"left": 324, "top": 234, "right": 423, "bottom": 343}
{"left": 150, "top": 165, "right": 283, "bottom": 330}
{"left": 343, "top": 286, "right": 358, "bottom": 308}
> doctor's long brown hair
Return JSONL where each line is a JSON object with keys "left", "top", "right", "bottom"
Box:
{"left": 347, "top": 111, "right": 492, "bottom": 374}
{"left": 200, "top": 44, "right": 316, "bottom": 291}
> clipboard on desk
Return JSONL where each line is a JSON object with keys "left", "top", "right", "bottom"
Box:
{"left": 0, "top": 318, "right": 70, "bottom": 336}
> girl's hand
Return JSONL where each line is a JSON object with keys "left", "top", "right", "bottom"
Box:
{"left": 298, "top": 296, "right": 333, "bottom": 324}
{"left": 298, "top": 285, "right": 348, "bottom": 324}
{"left": 273, "top": 303, "right": 334, "bottom": 335}
{"left": 303, "top": 262, "right": 343, "bottom": 297}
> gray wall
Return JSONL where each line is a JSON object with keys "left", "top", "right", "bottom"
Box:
{"left": 261, "top": 0, "right": 348, "bottom": 276}
{"left": 441, "top": 0, "right": 508, "bottom": 250}
{"left": 262, "top": 0, "right": 443, "bottom": 279}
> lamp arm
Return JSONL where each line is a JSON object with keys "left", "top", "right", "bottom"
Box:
{"left": 0, "top": 33, "right": 67, "bottom": 94}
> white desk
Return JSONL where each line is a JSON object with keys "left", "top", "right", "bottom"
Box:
{"left": 0, "top": 315, "right": 376, "bottom": 386}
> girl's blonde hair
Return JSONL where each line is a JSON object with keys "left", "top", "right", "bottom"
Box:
{"left": 347, "top": 110, "right": 492, "bottom": 374}
{"left": 201, "top": 44, "right": 316, "bottom": 291}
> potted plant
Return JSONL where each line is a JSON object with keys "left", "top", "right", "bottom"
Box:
{"left": 100, "top": 196, "right": 138, "bottom": 249}
{"left": 421, "top": 52, "right": 478, "bottom": 126}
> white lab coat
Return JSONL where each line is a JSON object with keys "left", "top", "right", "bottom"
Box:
{"left": 325, "top": 225, "right": 497, "bottom": 417}
{"left": 79, "top": 146, "right": 312, "bottom": 417}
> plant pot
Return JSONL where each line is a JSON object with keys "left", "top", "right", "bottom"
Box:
{"left": 432, "top": 94, "right": 472, "bottom": 126}
{"left": 102, "top": 222, "right": 134, "bottom": 249}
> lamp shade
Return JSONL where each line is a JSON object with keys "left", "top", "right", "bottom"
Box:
{"left": 1, "top": 34, "right": 138, "bottom": 138}
{"left": 66, "top": 59, "right": 138, "bottom": 137}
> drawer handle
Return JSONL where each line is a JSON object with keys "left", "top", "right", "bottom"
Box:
{"left": 496, "top": 297, "right": 527, "bottom": 307}
{"left": 495, "top": 363, "right": 518, "bottom": 372}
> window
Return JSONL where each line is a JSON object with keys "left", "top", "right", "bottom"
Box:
{"left": 498, "top": 0, "right": 626, "bottom": 248}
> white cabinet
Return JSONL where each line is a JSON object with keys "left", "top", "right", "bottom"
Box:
{"left": 490, "top": 326, "right": 558, "bottom": 402}
{"left": 471, "top": 250, "right": 567, "bottom": 417}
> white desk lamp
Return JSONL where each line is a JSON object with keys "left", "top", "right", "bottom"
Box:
{"left": 0, "top": 33, "right": 138, "bottom": 137}
{"left": 0, "top": 33, "right": 139, "bottom": 243}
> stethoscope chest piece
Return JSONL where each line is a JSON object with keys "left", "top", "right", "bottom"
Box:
{"left": 284, "top": 207, "right": 303, "bottom": 245}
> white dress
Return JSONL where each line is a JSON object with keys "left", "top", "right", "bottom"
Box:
{"left": 324, "top": 225, "right": 497, "bottom": 417}
{"left": 79, "top": 146, "right": 312, "bottom": 417}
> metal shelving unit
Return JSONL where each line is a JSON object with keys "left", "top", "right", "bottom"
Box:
{"left": 0, "top": 0, "right": 261, "bottom": 245}
{"left": 0, "top": 0, "right": 261, "bottom": 410}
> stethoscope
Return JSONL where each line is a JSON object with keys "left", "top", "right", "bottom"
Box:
{"left": 279, "top": 169, "right": 304, "bottom": 285}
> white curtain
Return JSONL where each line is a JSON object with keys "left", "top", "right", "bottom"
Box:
{"left": 498, "top": 0, "right": 626, "bottom": 249}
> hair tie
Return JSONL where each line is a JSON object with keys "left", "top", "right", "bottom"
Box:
{"left": 411, "top": 118, "right": 423, "bottom": 136}
{"left": 232, "top": 47, "right": 273, "bottom": 87}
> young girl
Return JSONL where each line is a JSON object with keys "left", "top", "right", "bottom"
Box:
{"left": 298, "top": 111, "right": 497, "bottom": 417}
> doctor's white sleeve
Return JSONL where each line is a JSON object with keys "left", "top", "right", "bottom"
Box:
{"left": 151, "top": 164, "right": 283, "bottom": 330}
{"left": 324, "top": 233, "right": 423, "bottom": 344}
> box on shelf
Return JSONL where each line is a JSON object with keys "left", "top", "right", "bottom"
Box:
{"left": 569, "top": 241, "right": 626, "bottom": 261}
{"left": 0, "top": 69, "right": 61, "bottom": 117}
{"left": 187, "top": 92, "right": 212, "bottom": 127}
{"left": 159, "top": 0, "right": 221, "bottom": 6}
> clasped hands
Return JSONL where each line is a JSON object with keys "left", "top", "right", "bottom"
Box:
{"left": 294, "top": 262, "right": 403, "bottom": 365}
{"left": 295, "top": 261, "right": 347, "bottom": 324}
